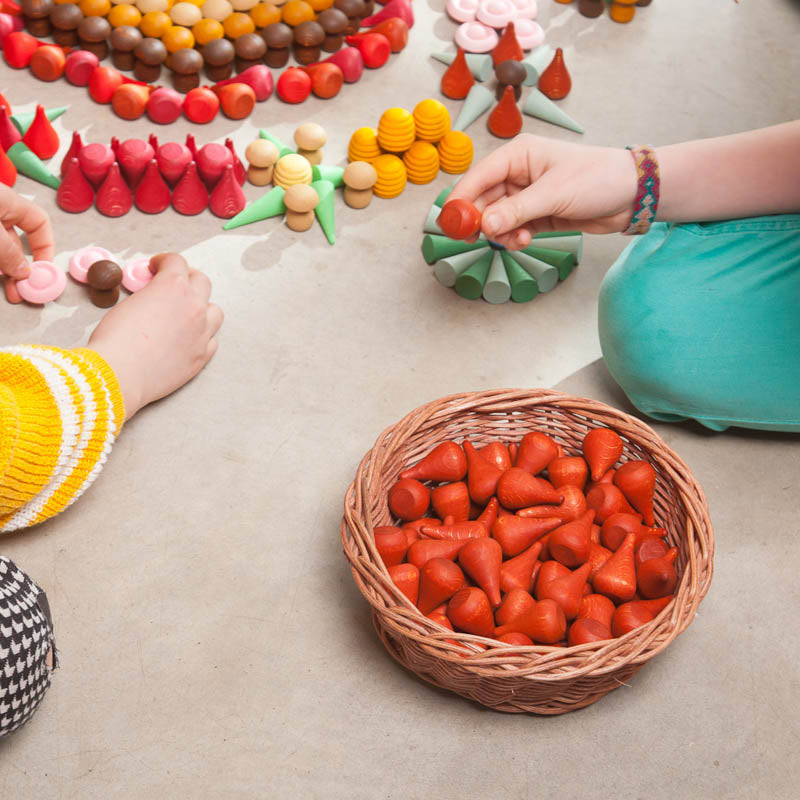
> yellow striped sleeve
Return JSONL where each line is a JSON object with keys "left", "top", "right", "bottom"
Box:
{"left": 0, "top": 345, "right": 125, "bottom": 533}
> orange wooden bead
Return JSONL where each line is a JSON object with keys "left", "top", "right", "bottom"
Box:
{"left": 79, "top": 0, "right": 111, "bottom": 16}
{"left": 222, "top": 11, "right": 255, "bottom": 37}
{"left": 107, "top": 3, "right": 143, "bottom": 27}
{"left": 111, "top": 82, "right": 151, "bottom": 120}
{"left": 29, "top": 44, "right": 67, "bottom": 81}
{"left": 249, "top": 0, "right": 280, "bottom": 26}
{"left": 281, "top": 0, "right": 314, "bottom": 26}
{"left": 438, "top": 198, "right": 481, "bottom": 241}
{"left": 214, "top": 82, "right": 256, "bottom": 118}
{"left": 161, "top": 24, "right": 195, "bottom": 52}
{"left": 191, "top": 17, "right": 224, "bottom": 44}
{"left": 141, "top": 10, "right": 173, "bottom": 37}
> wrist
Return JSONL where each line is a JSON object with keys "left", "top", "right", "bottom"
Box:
{"left": 83, "top": 341, "right": 142, "bottom": 422}
{"left": 622, "top": 145, "right": 661, "bottom": 235}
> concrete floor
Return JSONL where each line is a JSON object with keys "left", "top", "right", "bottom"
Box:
{"left": 1, "top": 0, "right": 799, "bottom": 797}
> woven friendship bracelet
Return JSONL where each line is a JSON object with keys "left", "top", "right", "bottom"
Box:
{"left": 624, "top": 145, "right": 661, "bottom": 235}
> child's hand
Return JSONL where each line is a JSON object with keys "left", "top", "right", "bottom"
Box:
{"left": 448, "top": 134, "right": 640, "bottom": 249}
{"left": 0, "top": 185, "right": 55, "bottom": 278}
{"left": 88, "top": 253, "right": 223, "bottom": 420}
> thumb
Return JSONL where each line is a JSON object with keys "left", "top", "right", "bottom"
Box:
{"left": 0, "top": 227, "right": 30, "bottom": 279}
{"left": 481, "top": 177, "right": 562, "bottom": 239}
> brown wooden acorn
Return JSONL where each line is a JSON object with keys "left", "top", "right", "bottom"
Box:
{"left": 87, "top": 259, "right": 123, "bottom": 308}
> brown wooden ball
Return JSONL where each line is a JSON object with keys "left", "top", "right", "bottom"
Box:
{"left": 87, "top": 260, "right": 123, "bottom": 291}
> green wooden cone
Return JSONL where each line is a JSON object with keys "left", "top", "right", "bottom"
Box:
{"left": 522, "top": 45, "right": 554, "bottom": 86}
{"left": 433, "top": 246, "right": 490, "bottom": 287}
{"left": 258, "top": 130, "right": 294, "bottom": 158}
{"left": 433, "top": 186, "right": 453, "bottom": 207}
{"left": 11, "top": 105, "right": 68, "bottom": 135}
{"left": 422, "top": 234, "right": 486, "bottom": 265}
{"left": 482, "top": 250, "right": 511, "bottom": 304}
{"left": 531, "top": 231, "right": 583, "bottom": 263}
{"left": 522, "top": 244, "right": 576, "bottom": 281}
{"left": 430, "top": 51, "right": 493, "bottom": 82}
{"left": 311, "top": 179, "right": 336, "bottom": 244}
{"left": 454, "top": 249, "right": 493, "bottom": 300}
{"left": 453, "top": 84, "right": 494, "bottom": 132}
{"left": 507, "top": 250, "right": 557, "bottom": 292}
{"left": 424, "top": 205, "right": 443, "bottom": 235}
{"left": 522, "top": 89, "right": 585, "bottom": 134}
{"left": 312, "top": 164, "right": 345, "bottom": 188}
{"left": 223, "top": 186, "right": 286, "bottom": 230}
{"left": 6, "top": 142, "right": 60, "bottom": 189}
{"left": 501, "top": 251, "right": 538, "bottom": 302}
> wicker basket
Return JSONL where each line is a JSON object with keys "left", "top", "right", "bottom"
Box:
{"left": 341, "top": 389, "right": 714, "bottom": 714}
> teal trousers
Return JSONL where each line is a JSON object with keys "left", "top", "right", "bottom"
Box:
{"left": 598, "top": 215, "right": 800, "bottom": 432}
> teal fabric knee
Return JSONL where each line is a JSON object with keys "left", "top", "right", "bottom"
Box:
{"left": 598, "top": 215, "right": 800, "bottom": 432}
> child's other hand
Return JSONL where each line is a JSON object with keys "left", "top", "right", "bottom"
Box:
{"left": 88, "top": 253, "right": 223, "bottom": 420}
{"left": 448, "top": 134, "right": 640, "bottom": 249}
{"left": 0, "top": 185, "right": 55, "bottom": 278}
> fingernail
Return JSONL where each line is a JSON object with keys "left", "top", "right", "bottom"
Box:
{"left": 16, "top": 261, "right": 30, "bottom": 279}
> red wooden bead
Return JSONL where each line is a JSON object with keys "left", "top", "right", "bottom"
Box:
{"left": 491, "top": 21, "right": 524, "bottom": 66}
{"left": 440, "top": 48, "right": 474, "bottom": 100}
{"left": 183, "top": 87, "right": 219, "bottom": 124}
{"left": 214, "top": 64, "right": 273, "bottom": 102}
{"left": 208, "top": 163, "right": 245, "bottom": 219}
{"left": 78, "top": 141, "right": 115, "bottom": 186}
{"left": 146, "top": 86, "right": 183, "bottom": 125}
{"left": 134, "top": 158, "right": 171, "bottom": 214}
{"left": 57, "top": 157, "right": 95, "bottom": 213}
{"left": 29, "top": 44, "right": 65, "bottom": 81}
{"left": 22, "top": 104, "right": 59, "bottom": 160}
{"left": 117, "top": 138, "right": 155, "bottom": 186}
{"left": 344, "top": 32, "right": 390, "bottom": 68}
{"left": 0, "top": 107, "right": 21, "bottom": 152}
{"left": 64, "top": 50, "right": 99, "bottom": 86}
{"left": 89, "top": 66, "right": 125, "bottom": 104}
{"left": 215, "top": 82, "right": 256, "bottom": 120}
{"left": 156, "top": 141, "right": 192, "bottom": 186}
{"left": 488, "top": 84, "right": 523, "bottom": 139}
{"left": 3, "top": 31, "right": 39, "bottom": 69}
{"left": 276, "top": 67, "right": 312, "bottom": 104}
{"left": 438, "top": 198, "right": 482, "bottom": 241}
{"left": 302, "top": 62, "right": 343, "bottom": 99}
{"left": 195, "top": 141, "right": 232, "bottom": 188}
{"left": 225, "top": 138, "right": 246, "bottom": 186}
{"left": 171, "top": 160, "right": 208, "bottom": 216}
{"left": 320, "top": 46, "right": 363, "bottom": 82}
{"left": 95, "top": 161, "right": 133, "bottom": 217}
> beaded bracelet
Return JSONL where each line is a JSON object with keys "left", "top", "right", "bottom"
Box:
{"left": 624, "top": 145, "right": 660, "bottom": 235}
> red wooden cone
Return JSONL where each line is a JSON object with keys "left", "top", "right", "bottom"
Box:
{"left": 636, "top": 546, "right": 678, "bottom": 598}
{"left": 538, "top": 47, "right": 572, "bottom": 100}
{"left": 475, "top": 496, "right": 499, "bottom": 530}
{"left": 488, "top": 85, "right": 522, "bottom": 139}
{"left": 225, "top": 138, "right": 247, "bottom": 186}
{"left": 344, "top": 32, "right": 390, "bottom": 68}
{"left": 399, "top": 441, "right": 467, "bottom": 482}
{"left": 500, "top": 541, "right": 542, "bottom": 594}
{"left": 215, "top": 65, "right": 274, "bottom": 102}
{"left": 491, "top": 514, "right": 561, "bottom": 557}
{"left": 373, "top": 525, "right": 408, "bottom": 566}
{"left": 172, "top": 161, "right": 208, "bottom": 216}
{"left": 361, "top": 0, "right": 414, "bottom": 29}
{"left": 635, "top": 534, "right": 669, "bottom": 567}
{"left": 600, "top": 512, "right": 644, "bottom": 551}
{"left": 320, "top": 47, "right": 364, "bottom": 83}
{"left": 418, "top": 558, "right": 465, "bottom": 615}
{"left": 614, "top": 460, "right": 656, "bottom": 525}
{"left": 185, "top": 134, "right": 198, "bottom": 159}
{"left": 387, "top": 563, "right": 419, "bottom": 605}
{"left": 479, "top": 441, "right": 511, "bottom": 472}
{"left": 431, "top": 481, "right": 471, "bottom": 522}
{"left": 587, "top": 542, "right": 612, "bottom": 580}
{"left": 209, "top": 164, "right": 246, "bottom": 219}
{"left": 0, "top": 107, "right": 22, "bottom": 151}
{"left": 458, "top": 537, "right": 502, "bottom": 608}
{"left": 493, "top": 598, "right": 566, "bottom": 644}
{"left": 498, "top": 632, "right": 534, "bottom": 646}
{"left": 496, "top": 467, "right": 562, "bottom": 509}
{"left": 56, "top": 157, "right": 94, "bottom": 213}
{"left": 577, "top": 593, "right": 615, "bottom": 629}
{"left": 60, "top": 130, "right": 84, "bottom": 178}
{"left": 582, "top": 427, "right": 623, "bottom": 481}
{"left": 446, "top": 586, "right": 494, "bottom": 637}
{"left": 134, "top": 159, "right": 171, "bottom": 214}
{"left": 491, "top": 21, "right": 524, "bottom": 66}
{"left": 547, "top": 509, "right": 595, "bottom": 567}
{"left": 118, "top": 138, "right": 155, "bottom": 187}
{"left": 593, "top": 531, "right": 637, "bottom": 603}
{"left": 0, "top": 146, "right": 17, "bottom": 187}
{"left": 388, "top": 477, "right": 430, "bottom": 521}
{"left": 463, "top": 440, "right": 504, "bottom": 505}
{"left": 495, "top": 587, "right": 535, "bottom": 626}
{"left": 419, "top": 520, "right": 488, "bottom": 541}
{"left": 440, "top": 48, "right": 474, "bottom": 100}
{"left": 547, "top": 455, "right": 588, "bottom": 490}
{"left": 406, "top": 537, "right": 468, "bottom": 568}
{"left": 363, "top": 17, "right": 409, "bottom": 52}
{"left": 568, "top": 617, "right": 612, "bottom": 647}
{"left": 534, "top": 559, "right": 570, "bottom": 598}
{"left": 402, "top": 517, "right": 442, "bottom": 537}
{"left": 78, "top": 142, "right": 115, "bottom": 187}
{"left": 586, "top": 483, "right": 637, "bottom": 523}
{"left": 156, "top": 142, "right": 192, "bottom": 187}
{"left": 610, "top": 597, "right": 672, "bottom": 638}
{"left": 95, "top": 162, "right": 133, "bottom": 217}
{"left": 537, "top": 562, "right": 591, "bottom": 619}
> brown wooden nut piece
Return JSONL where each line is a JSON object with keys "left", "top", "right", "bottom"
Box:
{"left": 89, "top": 285, "right": 120, "bottom": 308}
{"left": 294, "top": 122, "right": 326, "bottom": 152}
{"left": 245, "top": 139, "right": 279, "bottom": 168}
{"left": 342, "top": 160, "right": 376, "bottom": 191}
{"left": 284, "top": 183, "right": 319, "bottom": 214}
{"left": 87, "top": 260, "right": 123, "bottom": 291}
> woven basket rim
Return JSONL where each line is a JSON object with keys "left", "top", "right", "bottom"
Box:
{"left": 341, "top": 388, "right": 714, "bottom": 701}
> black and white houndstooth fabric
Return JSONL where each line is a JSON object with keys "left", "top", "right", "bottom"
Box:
{"left": 0, "top": 556, "right": 55, "bottom": 738}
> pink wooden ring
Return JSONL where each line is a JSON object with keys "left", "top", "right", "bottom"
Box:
{"left": 445, "top": 0, "right": 479, "bottom": 23}
{"left": 121, "top": 257, "right": 154, "bottom": 293}
{"left": 513, "top": 18, "right": 545, "bottom": 50}
{"left": 68, "top": 246, "right": 115, "bottom": 284}
{"left": 454, "top": 21, "right": 499, "bottom": 53}
{"left": 15, "top": 261, "right": 66, "bottom": 304}
{"left": 509, "top": 0, "right": 538, "bottom": 20}
{"left": 476, "top": 0, "right": 517, "bottom": 29}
